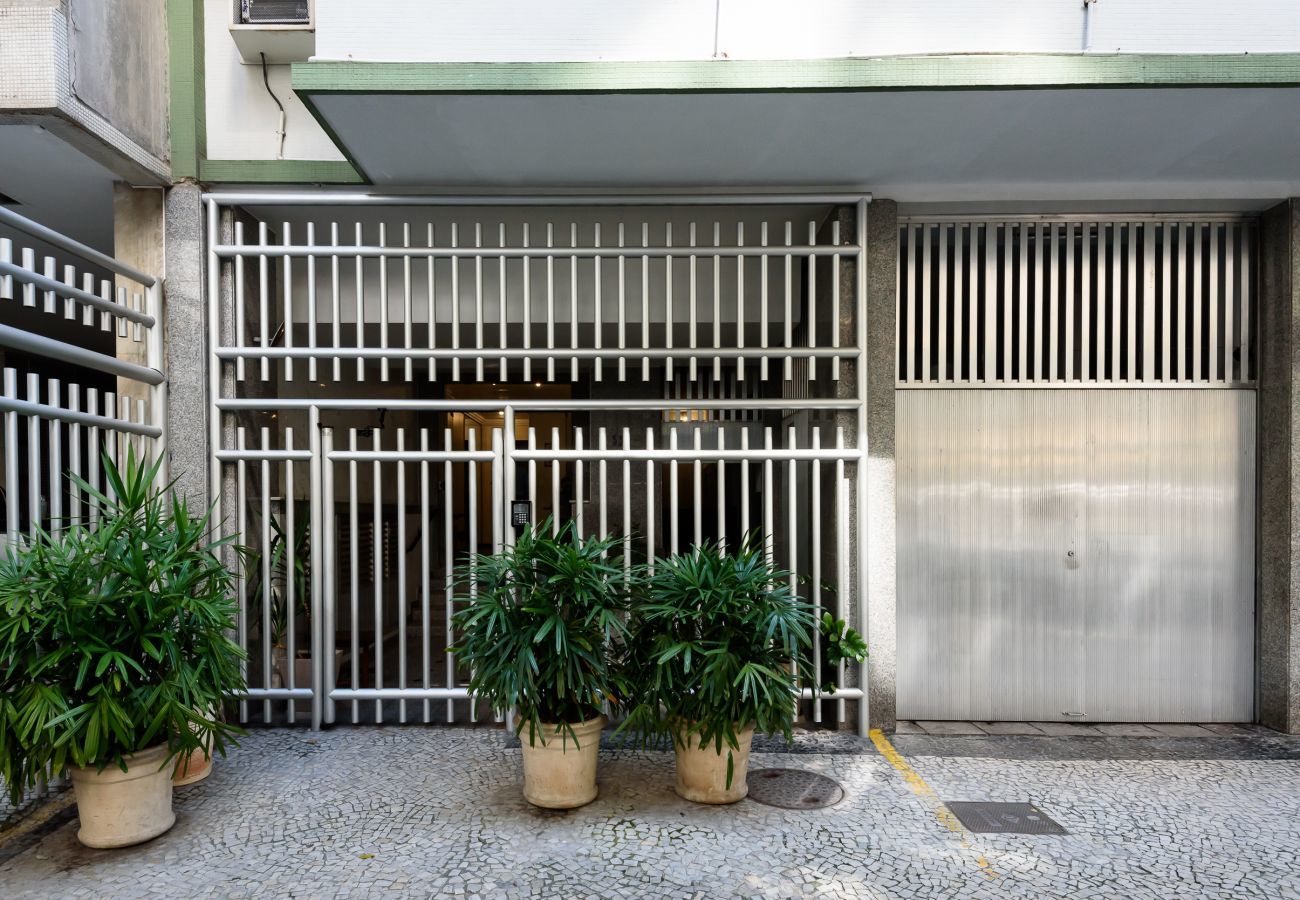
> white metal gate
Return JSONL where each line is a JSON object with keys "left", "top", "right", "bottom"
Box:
{"left": 205, "top": 193, "right": 872, "bottom": 732}
{"left": 896, "top": 216, "right": 1257, "bottom": 722}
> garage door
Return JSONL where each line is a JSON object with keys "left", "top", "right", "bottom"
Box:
{"left": 895, "top": 217, "right": 1256, "bottom": 723}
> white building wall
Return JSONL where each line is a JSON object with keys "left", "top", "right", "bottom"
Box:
{"left": 314, "top": 0, "right": 1300, "bottom": 62}
{"left": 203, "top": 0, "right": 343, "bottom": 161}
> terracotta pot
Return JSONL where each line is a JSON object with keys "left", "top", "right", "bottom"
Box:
{"left": 173, "top": 707, "right": 218, "bottom": 787}
{"left": 68, "top": 744, "right": 176, "bottom": 848}
{"left": 519, "top": 715, "right": 605, "bottom": 809}
{"left": 673, "top": 723, "right": 756, "bottom": 804}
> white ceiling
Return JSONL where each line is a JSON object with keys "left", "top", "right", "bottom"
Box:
{"left": 308, "top": 87, "right": 1300, "bottom": 205}
{"left": 0, "top": 124, "right": 118, "bottom": 251}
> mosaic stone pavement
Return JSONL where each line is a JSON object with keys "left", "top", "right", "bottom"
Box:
{"left": 3, "top": 727, "right": 1300, "bottom": 899}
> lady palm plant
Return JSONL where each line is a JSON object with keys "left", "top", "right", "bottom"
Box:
{"left": 619, "top": 537, "right": 816, "bottom": 766}
{"left": 451, "top": 518, "right": 629, "bottom": 745}
{"left": 0, "top": 450, "right": 245, "bottom": 804}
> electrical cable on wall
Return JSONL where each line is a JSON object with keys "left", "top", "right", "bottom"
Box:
{"left": 260, "top": 52, "right": 287, "bottom": 160}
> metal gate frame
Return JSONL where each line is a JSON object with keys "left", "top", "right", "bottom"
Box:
{"left": 205, "top": 191, "right": 873, "bottom": 734}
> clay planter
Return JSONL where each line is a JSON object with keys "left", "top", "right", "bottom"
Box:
{"left": 173, "top": 706, "right": 218, "bottom": 787}
{"left": 519, "top": 715, "right": 605, "bottom": 809}
{"left": 673, "top": 724, "right": 756, "bottom": 804}
{"left": 68, "top": 744, "right": 176, "bottom": 848}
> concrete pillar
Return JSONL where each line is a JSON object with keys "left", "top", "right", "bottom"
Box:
{"left": 112, "top": 184, "right": 163, "bottom": 417}
{"left": 162, "top": 181, "right": 209, "bottom": 506}
{"left": 1258, "top": 198, "right": 1300, "bottom": 734}
{"left": 865, "top": 200, "right": 898, "bottom": 732}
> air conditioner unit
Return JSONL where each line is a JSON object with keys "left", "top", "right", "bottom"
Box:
{"left": 240, "top": 1, "right": 310, "bottom": 25}
{"left": 231, "top": 0, "right": 315, "bottom": 65}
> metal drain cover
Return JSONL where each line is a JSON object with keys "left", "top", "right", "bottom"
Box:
{"left": 945, "top": 802, "right": 1067, "bottom": 835}
{"left": 747, "top": 768, "right": 845, "bottom": 810}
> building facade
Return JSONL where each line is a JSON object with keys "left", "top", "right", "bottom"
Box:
{"left": 2, "top": 1, "right": 1300, "bottom": 734}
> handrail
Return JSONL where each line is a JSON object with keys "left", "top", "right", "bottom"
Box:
{"left": 0, "top": 325, "right": 164, "bottom": 385}
{"left": 0, "top": 206, "right": 157, "bottom": 287}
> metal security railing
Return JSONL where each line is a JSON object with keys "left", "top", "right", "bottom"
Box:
{"left": 0, "top": 207, "right": 165, "bottom": 543}
{"left": 898, "top": 216, "right": 1258, "bottom": 387}
{"left": 205, "top": 192, "right": 872, "bottom": 734}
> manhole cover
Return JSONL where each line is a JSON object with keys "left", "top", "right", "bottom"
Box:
{"left": 945, "top": 801, "right": 1067, "bottom": 835}
{"left": 747, "top": 768, "right": 845, "bottom": 809}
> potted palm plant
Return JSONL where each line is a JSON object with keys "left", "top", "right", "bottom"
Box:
{"left": 452, "top": 519, "right": 628, "bottom": 809}
{"left": 0, "top": 451, "right": 245, "bottom": 847}
{"left": 620, "top": 538, "right": 816, "bottom": 804}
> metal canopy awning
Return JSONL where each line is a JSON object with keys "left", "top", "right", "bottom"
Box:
{"left": 291, "top": 56, "right": 1300, "bottom": 202}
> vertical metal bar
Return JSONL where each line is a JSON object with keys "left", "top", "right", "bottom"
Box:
{"left": 1241, "top": 222, "right": 1253, "bottom": 382}
{"left": 618, "top": 223, "right": 627, "bottom": 382}
{"left": 598, "top": 427, "right": 608, "bottom": 544}
{"left": 258, "top": 222, "right": 270, "bottom": 381}
{"left": 1209, "top": 222, "right": 1220, "bottom": 382}
{"left": 451, "top": 223, "right": 461, "bottom": 381}
{"left": 527, "top": 426, "right": 538, "bottom": 536}
{"left": 259, "top": 426, "right": 272, "bottom": 724}
{"left": 42, "top": 256, "right": 55, "bottom": 314}
{"left": 237, "top": 426, "right": 248, "bottom": 722}
{"left": 740, "top": 427, "right": 751, "bottom": 541}
{"left": 429, "top": 224, "right": 438, "bottom": 381}
{"left": 307, "top": 222, "right": 319, "bottom": 382}
{"left": 1162, "top": 221, "right": 1173, "bottom": 382}
{"left": 737, "top": 222, "right": 747, "bottom": 382}
{"left": 692, "top": 427, "right": 702, "bottom": 547}
{"left": 86, "top": 390, "right": 100, "bottom": 525}
{"left": 379, "top": 223, "right": 391, "bottom": 382}
{"left": 666, "top": 222, "right": 675, "bottom": 381}
{"left": 444, "top": 426, "right": 455, "bottom": 722}
{"left": 985, "top": 223, "right": 997, "bottom": 382}
{"left": 68, "top": 384, "right": 81, "bottom": 525}
{"left": 499, "top": 223, "right": 508, "bottom": 380}
{"left": 621, "top": 427, "right": 632, "bottom": 573}
{"left": 689, "top": 222, "right": 699, "bottom": 382}
{"left": 920, "top": 224, "right": 930, "bottom": 383}
{"left": 787, "top": 424, "right": 798, "bottom": 614}
{"left": 348, "top": 428, "right": 360, "bottom": 724}
{"left": 1225, "top": 222, "right": 1236, "bottom": 383}
{"left": 669, "top": 428, "right": 679, "bottom": 554}
{"left": 1032, "top": 224, "right": 1043, "bottom": 381}
{"left": 1112, "top": 221, "right": 1123, "bottom": 381}
{"left": 1003, "top": 222, "right": 1014, "bottom": 381}
{"left": 714, "top": 223, "right": 724, "bottom": 381}
{"left": 550, "top": 426, "right": 561, "bottom": 533}
{"left": 522, "top": 222, "right": 532, "bottom": 383}
{"left": 286, "top": 427, "right": 297, "bottom": 723}
{"left": 2, "top": 371, "right": 16, "bottom": 539}
{"left": 283, "top": 222, "right": 294, "bottom": 382}
{"left": 831, "top": 220, "right": 840, "bottom": 381}
{"left": 717, "top": 427, "right": 727, "bottom": 550}
{"left": 471, "top": 223, "right": 483, "bottom": 381}
{"left": 308, "top": 408, "right": 323, "bottom": 730}
{"left": 372, "top": 428, "right": 383, "bottom": 723}
{"left": 645, "top": 426, "right": 656, "bottom": 572}
{"left": 419, "top": 427, "right": 431, "bottom": 723}
{"left": 937, "top": 224, "right": 948, "bottom": 382}
{"left": 642, "top": 223, "right": 651, "bottom": 381}
{"left": 1081, "top": 223, "right": 1092, "bottom": 381}
{"left": 467, "top": 425, "right": 478, "bottom": 719}
{"left": 1045, "top": 225, "right": 1055, "bottom": 382}
{"left": 1144, "top": 222, "right": 1157, "bottom": 382}
{"left": 26, "top": 375, "right": 41, "bottom": 536}
{"left": 331, "top": 222, "right": 341, "bottom": 382}
{"left": 1177, "top": 223, "right": 1188, "bottom": 382}
{"left": 1095, "top": 223, "right": 1107, "bottom": 381}
{"left": 234, "top": 223, "right": 246, "bottom": 381}
{"left": 591, "top": 223, "right": 601, "bottom": 382}
{"left": 1048, "top": 224, "right": 1059, "bottom": 382}
{"left": 1193, "top": 223, "right": 1204, "bottom": 381}
{"left": 835, "top": 427, "right": 848, "bottom": 723}
{"left": 810, "top": 425, "right": 822, "bottom": 723}
{"left": 0, "top": 239, "right": 10, "bottom": 299}
{"left": 762, "top": 426, "right": 774, "bottom": 564}
{"left": 62, "top": 265, "right": 76, "bottom": 321}
{"left": 406, "top": 223, "right": 416, "bottom": 382}
{"left": 46, "top": 380, "right": 61, "bottom": 533}
{"left": 759, "top": 221, "right": 768, "bottom": 380}
{"left": 546, "top": 222, "right": 555, "bottom": 382}
{"left": 355, "top": 223, "right": 366, "bottom": 381}
{"left": 396, "top": 428, "right": 408, "bottom": 723}
{"left": 574, "top": 426, "right": 584, "bottom": 538}
{"left": 1065, "top": 222, "right": 1075, "bottom": 382}
{"left": 1128, "top": 222, "right": 1138, "bottom": 381}
{"left": 322, "top": 426, "right": 337, "bottom": 725}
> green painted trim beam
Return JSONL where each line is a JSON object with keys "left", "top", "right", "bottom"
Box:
{"left": 198, "top": 160, "right": 365, "bottom": 184}
{"left": 167, "top": 0, "right": 206, "bottom": 179}
{"left": 293, "top": 54, "right": 1300, "bottom": 96}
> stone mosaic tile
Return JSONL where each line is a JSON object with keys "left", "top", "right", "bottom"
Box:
{"left": 1, "top": 727, "right": 1298, "bottom": 899}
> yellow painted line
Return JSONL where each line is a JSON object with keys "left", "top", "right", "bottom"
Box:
{"left": 0, "top": 791, "right": 76, "bottom": 851}
{"left": 870, "top": 729, "right": 997, "bottom": 880}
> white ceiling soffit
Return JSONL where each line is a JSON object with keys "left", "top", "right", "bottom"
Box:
{"left": 305, "top": 87, "right": 1300, "bottom": 202}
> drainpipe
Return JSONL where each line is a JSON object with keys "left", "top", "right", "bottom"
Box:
{"left": 1082, "top": 0, "right": 1099, "bottom": 53}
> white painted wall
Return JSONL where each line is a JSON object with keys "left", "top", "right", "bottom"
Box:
{"left": 203, "top": 0, "right": 342, "bottom": 161}
{"left": 314, "top": 0, "right": 1300, "bottom": 62}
